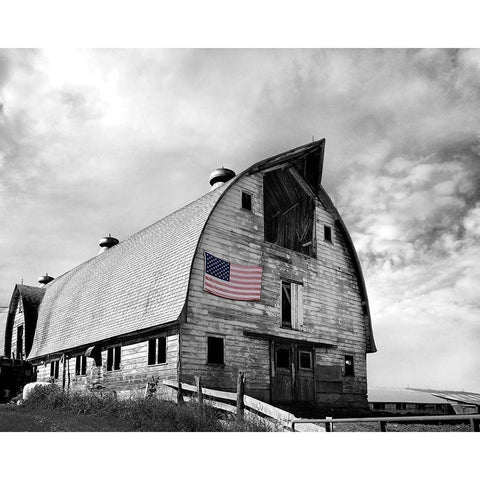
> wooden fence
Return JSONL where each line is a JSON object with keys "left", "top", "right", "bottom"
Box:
{"left": 163, "top": 373, "right": 480, "bottom": 432}
{"left": 163, "top": 373, "right": 324, "bottom": 432}
{"left": 291, "top": 414, "right": 480, "bottom": 432}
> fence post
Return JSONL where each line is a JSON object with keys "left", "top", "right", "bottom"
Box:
{"left": 325, "top": 416, "right": 333, "bottom": 432}
{"left": 195, "top": 376, "right": 203, "bottom": 404}
{"left": 237, "top": 371, "right": 245, "bottom": 418}
{"left": 378, "top": 421, "right": 386, "bottom": 432}
{"left": 470, "top": 418, "right": 479, "bottom": 432}
{"left": 177, "top": 381, "right": 184, "bottom": 404}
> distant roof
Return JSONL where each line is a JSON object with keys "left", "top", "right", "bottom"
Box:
{"left": 0, "top": 307, "right": 8, "bottom": 357}
{"left": 15, "top": 284, "right": 45, "bottom": 308}
{"left": 368, "top": 388, "right": 447, "bottom": 404}
{"left": 409, "top": 388, "right": 480, "bottom": 406}
{"left": 28, "top": 184, "right": 229, "bottom": 359}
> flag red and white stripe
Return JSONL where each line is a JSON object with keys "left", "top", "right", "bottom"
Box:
{"left": 203, "top": 252, "right": 263, "bottom": 301}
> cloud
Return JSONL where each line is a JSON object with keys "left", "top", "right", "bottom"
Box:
{"left": 0, "top": 48, "right": 479, "bottom": 391}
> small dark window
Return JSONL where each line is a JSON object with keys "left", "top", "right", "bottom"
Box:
{"left": 75, "top": 355, "right": 87, "bottom": 376}
{"left": 148, "top": 340, "right": 156, "bottom": 365}
{"left": 107, "top": 348, "right": 113, "bottom": 371}
{"left": 324, "top": 225, "right": 332, "bottom": 243}
{"left": 50, "top": 360, "right": 59, "bottom": 379}
{"left": 396, "top": 403, "right": 406, "bottom": 410}
{"left": 241, "top": 191, "right": 252, "bottom": 211}
{"left": 207, "top": 336, "right": 224, "bottom": 365}
{"left": 299, "top": 350, "right": 312, "bottom": 370}
{"left": 16, "top": 325, "right": 23, "bottom": 358}
{"left": 373, "top": 402, "right": 385, "bottom": 410}
{"left": 114, "top": 346, "right": 121, "bottom": 370}
{"left": 281, "top": 281, "right": 292, "bottom": 328}
{"left": 276, "top": 348, "right": 290, "bottom": 369}
{"left": 148, "top": 337, "right": 167, "bottom": 365}
{"left": 107, "top": 347, "right": 121, "bottom": 371}
{"left": 344, "top": 355, "right": 354, "bottom": 376}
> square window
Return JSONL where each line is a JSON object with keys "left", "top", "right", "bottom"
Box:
{"left": 148, "top": 337, "right": 167, "bottom": 365}
{"left": 157, "top": 337, "right": 167, "bottom": 364}
{"left": 281, "top": 281, "right": 292, "bottom": 328}
{"left": 276, "top": 348, "right": 290, "bottom": 369}
{"left": 75, "top": 355, "right": 87, "bottom": 376}
{"left": 298, "top": 350, "right": 312, "bottom": 370}
{"left": 50, "top": 360, "right": 59, "bottom": 379}
{"left": 114, "top": 346, "right": 121, "bottom": 370}
{"left": 241, "top": 191, "right": 252, "bottom": 211}
{"left": 281, "top": 280, "right": 303, "bottom": 329}
{"left": 16, "top": 325, "right": 23, "bottom": 358}
{"left": 148, "top": 339, "right": 156, "bottom": 365}
{"left": 324, "top": 225, "right": 332, "bottom": 243}
{"left": 344, "top": 354, "right": 354, "bottom": 376}
{"left": 207, "top": 336, "right": 224, "bottom": 365}
{"left": 107, "top": 346, "right": 121, "bottom": 371}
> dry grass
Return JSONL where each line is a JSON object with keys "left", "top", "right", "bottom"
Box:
{"left": 16, "top": 385, "right": 274, "bottom": 432}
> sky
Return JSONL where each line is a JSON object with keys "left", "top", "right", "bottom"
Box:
{"left": 1, "top": 48, "right": 479, "bottom": 393}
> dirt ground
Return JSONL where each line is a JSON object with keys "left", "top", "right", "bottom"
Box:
{"left": 0, "top": 403, "right": 134, "bottom": 431}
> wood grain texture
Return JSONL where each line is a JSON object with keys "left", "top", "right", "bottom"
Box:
{"left": 182, "top": 172, "right": 370, "bottom": 409}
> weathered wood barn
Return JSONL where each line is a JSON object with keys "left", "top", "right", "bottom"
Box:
{"left": 0, "top": 140, "right": 376, "bottom": 411}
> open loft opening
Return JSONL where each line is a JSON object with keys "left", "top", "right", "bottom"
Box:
{"left": 263, "top": 145, "right": 323, "bottom": 258}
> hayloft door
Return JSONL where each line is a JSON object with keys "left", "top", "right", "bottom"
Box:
{"left": 272, "top": 343, "right": 293, "bottom": 403}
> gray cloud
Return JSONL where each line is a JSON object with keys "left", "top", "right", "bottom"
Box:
{"left": 0, "top": 49, "right": 479, "bottom": 391}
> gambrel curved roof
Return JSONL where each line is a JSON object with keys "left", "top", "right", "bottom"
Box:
{"left": 28, "top": 140, "right": 375, "bottom": 359}
{"left": 2, "top": 284, "right": 45, "bottom": 358}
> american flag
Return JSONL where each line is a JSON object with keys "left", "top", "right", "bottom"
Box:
{"left": 203, "top": 252, "right": 263, "bottom": 301}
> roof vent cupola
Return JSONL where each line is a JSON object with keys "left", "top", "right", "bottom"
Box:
{"left": 98, "top": 234, "right": 119, "bottom": 255}
{"left": 38, "top": 273, "right": 54, "bottom": 286}
{"left": 209, "top": 167, "right": 236, "bottom": 190}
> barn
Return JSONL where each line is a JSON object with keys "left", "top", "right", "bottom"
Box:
{"left": 0, "top": 140, "right": 376, "bottom": 412}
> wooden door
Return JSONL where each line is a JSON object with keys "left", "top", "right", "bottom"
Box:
{"left": 272, "top": 343, "right": 293, "bottom": 403}
{"left": 294, "top": 347, "right": 315, "bottom": 402}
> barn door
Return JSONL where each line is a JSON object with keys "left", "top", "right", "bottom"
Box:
{"left": 271, "top": 342, "right": 315, "bottom": 404}
{"left": 294, "top": 347, "right": 315, "bottom": 402}
{"left": 272, "top": 343, "right": 293, "bottom": 403}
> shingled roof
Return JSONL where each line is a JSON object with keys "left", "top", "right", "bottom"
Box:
{"left": 15, "top": 284, "right": 45, "bottom": 308}
{"left": 28, "top": 183, "right": 230, "bottom": 359}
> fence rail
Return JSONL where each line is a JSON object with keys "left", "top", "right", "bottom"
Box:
{"left": 163, "top": 375, "right": 324, "bottom": 432}
{"left": 163, "top": 374, "right": 480, "bottom": 432}
{"left": 291, "top": 414, "right": 480, "bottom": 432}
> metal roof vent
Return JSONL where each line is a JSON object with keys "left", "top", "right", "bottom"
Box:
{"left": 209, "top": 167, "right": 236, "bottom": 190}
{"left": 98, "top": 234, "right": 119, "bottom": 255}
{"left": 38, "top": 274, "right": 54, "bottom": 286}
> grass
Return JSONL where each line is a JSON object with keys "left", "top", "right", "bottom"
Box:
{"left": 7, "top": 385, "right": 274, "bottom": 432}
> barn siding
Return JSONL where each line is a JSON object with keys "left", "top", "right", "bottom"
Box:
{"left": 10, "top": 303, "right": 25, "bottom": 360}
{"left": 35, "top": 334, "right": 179, "bottom": 399}
{"left": 182, "top": 173, "right": 369, "bottom": 409}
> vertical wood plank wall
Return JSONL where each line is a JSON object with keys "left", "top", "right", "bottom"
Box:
{"left": 10, "top": 302, "right": 25, "bottom": 360}
{"left": 182, "top": 173, "right": 369, "bottom": 408}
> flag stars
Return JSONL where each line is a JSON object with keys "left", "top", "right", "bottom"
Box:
{"left": 205, "top": 253, "right": 230, "bottom": 281}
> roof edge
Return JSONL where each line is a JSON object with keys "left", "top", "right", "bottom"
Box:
{"left": 317, "top": 187, "right": 377, "bottom": 353}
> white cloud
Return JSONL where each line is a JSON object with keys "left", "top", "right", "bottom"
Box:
{"left": 1, "top": 48, "right": 480, "bottom": 392}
